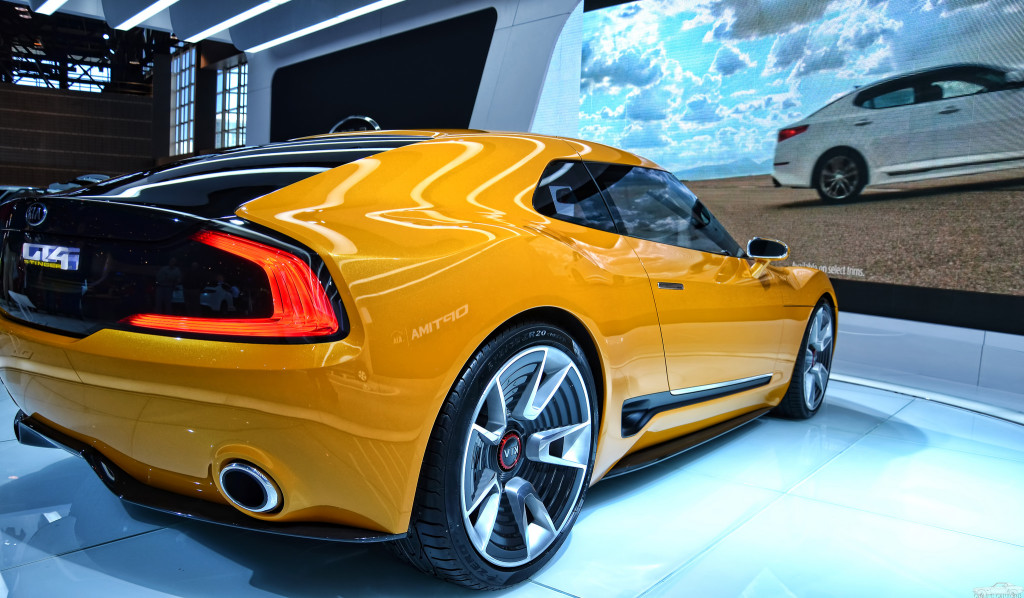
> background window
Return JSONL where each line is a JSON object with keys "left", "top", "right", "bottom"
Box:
{"left": 169, "top": 46, "right": 195, "bottom": 156}
{"left": 861, "top": 86, "right": 914, "bottom": 109}
{"left": 589, "top": 164, "right": 741, "bottom": 256}
{"left": 216, "top": 61, "right": 247, "bottom": 149}
{"left": 933, "top": 79, "right": 986, "bottom": 99}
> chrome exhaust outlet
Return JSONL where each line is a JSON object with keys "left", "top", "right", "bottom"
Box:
{"left": 219, "top": 462, "right": 281, "bottom": 514}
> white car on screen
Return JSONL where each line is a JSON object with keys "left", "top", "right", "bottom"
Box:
{"left": 974, "top": 582, "right": 1023, "bottom": 597}
{"left": 773, "top": 64, "right": 1024, "bottom": 202}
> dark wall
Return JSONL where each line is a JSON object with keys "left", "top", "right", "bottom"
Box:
{"left": 583, "top": 0, "right": 635, "bottom": 11}
{"left": 270, "top": 8, "right": 497, "bottom": 142}
{"left": 0, "top": 84, "right": 154, "bottom": 187}
{"left": 833, "top": 280, "right": 1024, "bottom": 336}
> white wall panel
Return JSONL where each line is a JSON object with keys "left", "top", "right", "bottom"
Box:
{"left": 243, "top": 0, "right": 582, "bottom": 144}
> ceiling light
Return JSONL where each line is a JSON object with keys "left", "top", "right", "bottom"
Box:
{"left": 114, "top": 0, "right": 181, "bottom": 31}
{"left": 245, "top": 0, "right": 405, "bottom": 53}
{"left": 185, "top": 0, "right": 291, "bottom": 43}
{"left": 35, "top": 0, "right": 70, "bottom": 15}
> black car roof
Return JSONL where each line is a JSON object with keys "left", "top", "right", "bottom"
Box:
{"left": 858, "top": 63, "right": 1007, "bottom": 90}
{"left": 63, "top": 134, "right": 432, "bottom": 217}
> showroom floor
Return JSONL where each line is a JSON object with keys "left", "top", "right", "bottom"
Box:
{"left": 2, "top": 380, "right": 1022, "bottom": 597}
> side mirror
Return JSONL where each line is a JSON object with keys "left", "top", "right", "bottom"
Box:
{"left": 747, "top": 237, "right": 789, "bottom": 277}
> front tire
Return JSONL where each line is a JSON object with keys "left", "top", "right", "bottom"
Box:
{"left": 775, "top": 300, "right": 834, "bottom": 419}
{"left": 814, "top": 149, "right": 866, "bottom": 203}
{"left": 392, "top": 322, "right": 597, "bottom": 589}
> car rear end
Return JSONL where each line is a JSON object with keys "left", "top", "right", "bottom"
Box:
{"left": 772, "top": 94, "right": 856, "bottom": 188}
{"left": 0, "top": 134, "right": 433, "bottom": 538}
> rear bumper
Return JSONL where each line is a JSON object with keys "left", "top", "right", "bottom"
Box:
{"left": 773, "top": 141, "right": 815, "bottom": 188}
{"left": 13, "top": 410, "right": 403, "bottom": 543}
{"left": 0, "top": 318, "right": 442, "bottom": 537}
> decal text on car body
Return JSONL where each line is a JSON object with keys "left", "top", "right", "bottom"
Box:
{"left": 411, "top": 304, "right": 469, "bottom": 341}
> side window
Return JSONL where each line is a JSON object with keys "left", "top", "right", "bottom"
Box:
{"left": 860, "top": 86, "right": 914, "bottom": 109}
{"left": 532, "top": 160, "right": 617, "bottom": 234}
{"left": 934, "top": 79, "right": 986, "bottom": 99}
{"left": 588, "top": 163, "right": 741, "bottom": 256}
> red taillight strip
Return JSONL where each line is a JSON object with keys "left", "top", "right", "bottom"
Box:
{"left": 777, "top": 125, "right": 808, "bottom": 142}
{"left": 124, "top": 231, "right": 339, "bottom": 337}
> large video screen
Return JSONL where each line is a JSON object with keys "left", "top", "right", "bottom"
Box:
{"left": 565, "top": 0, "right": 1024, "bottom": 297}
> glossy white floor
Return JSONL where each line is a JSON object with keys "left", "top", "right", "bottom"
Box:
{"left": 2, "top": 380, "right": 1023, "bottom": 598}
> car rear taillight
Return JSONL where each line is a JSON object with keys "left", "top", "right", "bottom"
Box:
{"left": 124, "top": 231, "right": 339, "bottom": 338}
{"left": 777, "top": 125, "right": 808, "bottom": 142}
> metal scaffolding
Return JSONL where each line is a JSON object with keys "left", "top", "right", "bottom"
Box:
{"left": 0, "top": 2, "right": 172, "bottom": 95}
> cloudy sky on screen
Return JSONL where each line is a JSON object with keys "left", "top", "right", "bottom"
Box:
{"left": 580, "top": 0, "right": 1024, "bottom": 178}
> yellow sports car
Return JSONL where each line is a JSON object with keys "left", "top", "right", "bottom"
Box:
{"left": 0, "top": 130, "right": 835, "bottom": 589}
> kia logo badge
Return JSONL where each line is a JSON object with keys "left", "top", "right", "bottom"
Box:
{"left": 25, "top": 203, "right": 48, "bottom": 227}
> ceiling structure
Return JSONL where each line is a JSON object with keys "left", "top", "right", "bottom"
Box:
{"left": 5, "top": 0, "right": 407, "bottom": 52}
{"left": 0, "top": 1, "right": 171, "bottom": 93}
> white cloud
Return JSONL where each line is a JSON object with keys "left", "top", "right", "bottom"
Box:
{"left": 683, "top": 95, "right": 726, "bottom": 123}
{"left": 621, "top": 121, "right": 674, "bottom": 148}
{"left": 764, "top": 28, "right": 810, "bottom": 75}
{"left": 784, "top": 6, "right": 902, "bottom": 78}
{"left": 625, "top": 85, "right": 678, "bottom": 121}
{"left": 582, "top": 43, "right": 667, "bottom": 91}
{"left": 933, "top": 0, "right": 993, "bottom": 13}
{"left": 797, "top": 45, "right": 846, "bottom": 76}
{"left": 697, "top": 0, "right": 835, "bottom": 39}
{"left": 712, "top": 44, "right": 756, "bottom": 75}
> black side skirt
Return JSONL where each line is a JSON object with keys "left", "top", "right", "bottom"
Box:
{"left": 621, "top": 374, "right": 772, "bottom": 437}
{"left": 606, "top": 407, "right": 771, "bottom": 479}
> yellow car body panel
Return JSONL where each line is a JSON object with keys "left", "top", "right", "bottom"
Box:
{"left": 0, "top": 130, "right": 835, "bottom": 536}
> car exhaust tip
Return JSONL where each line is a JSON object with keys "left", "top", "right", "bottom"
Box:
{"left": 218, "top": 461, "right": 281, "bottom": 514}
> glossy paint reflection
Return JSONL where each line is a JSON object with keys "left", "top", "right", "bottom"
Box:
{"left": 1, "top": 130, "right": 835, "bottom": 539}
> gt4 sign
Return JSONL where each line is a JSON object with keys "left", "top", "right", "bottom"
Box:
{"left": 22, "top": 243, "right": 81, "bottom": 271}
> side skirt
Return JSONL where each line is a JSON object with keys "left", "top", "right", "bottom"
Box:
{"left": 604, "top": 407, "right": 771, "bottom": 479}
{"left": 621, "top": 374, "right": 772, "bottom": 437}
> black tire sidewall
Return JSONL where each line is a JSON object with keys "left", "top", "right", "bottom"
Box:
{"left": 788, "top": 301, "right": 833, "bottom": 418}
{"left": 439, "top": 322, "right": 598, "bottom": 588}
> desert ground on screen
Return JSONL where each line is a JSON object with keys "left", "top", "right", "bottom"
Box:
{"left": 687, "top": 168, "right": 1024, "bottom": 297}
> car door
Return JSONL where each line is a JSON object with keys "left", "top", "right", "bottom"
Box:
{"left": 588, "top": 163, "right": 785, "bottom": 401}
{"left": 851, "top": 79, "right": 919, "bottom": 172}
{"left": 907, "top": 69, "right": 986, "bottom": 165}
{"left": 953, "top": 66, "right": 1024, "bottom": 158}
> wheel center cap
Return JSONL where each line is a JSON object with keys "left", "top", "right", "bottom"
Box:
{"left": 497, "top": 431, "right": 522, "bottom": 472}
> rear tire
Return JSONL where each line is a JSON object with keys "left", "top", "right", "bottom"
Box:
{"left": 814, "top": 149, "right": 866, "bottom": 203}
{"left": 775, "top": 300, "right": 834, "bottom": 419}
{"left": 391, "top": 322, "right": 597, "bottom": 589}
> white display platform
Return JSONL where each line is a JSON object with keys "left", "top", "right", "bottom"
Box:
{"left": 2, "top": 368, "right": 1022, "bottom": 596}
{"left": 834, "top": 312, "right": 1024, "bottom": 423}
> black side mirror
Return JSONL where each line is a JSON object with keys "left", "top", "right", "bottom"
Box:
{"left": 747, "top": 237, "right": 789, "bottom": 260}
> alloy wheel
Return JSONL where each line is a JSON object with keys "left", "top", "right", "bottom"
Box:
{"left": 802, "top": 306, "right": 834, "bottom": 410}
{"left": 820, "top": 155, "right": 860, "bottom": 201}
{"left": 460, "top": 345, "right": 592, "bottom": 567}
